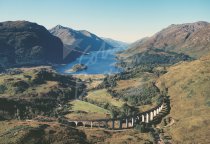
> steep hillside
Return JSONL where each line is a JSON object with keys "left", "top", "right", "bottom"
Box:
{"left": 0, "top": 67, "right": 85, "bottom": 120}
{"left": 117, "top": 48, "right": 192, "bottom": 68}
{"left": 156, "top": 54, "right": 210, "bottom": 143}
{"left": 119, "top": 21, "right": 210, "bottom": 67}
{"left": 82, "top": 128, "right": 153, "bottom": 144}
{"left": 0, "top": 120, "right": 88, "bottom": 144}
{"left": 0, "top": 21, "right": 63, "bottom": 67}
{"left": 50, "top": 25, "right": 113, "bottom": 63}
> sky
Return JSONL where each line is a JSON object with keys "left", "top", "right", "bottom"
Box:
{"left": 0, "top": 0, "right": 210, "bottom": 42}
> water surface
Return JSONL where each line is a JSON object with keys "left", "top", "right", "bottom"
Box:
{"left": 55, "top": 47, "right": 125, "bottom": 74}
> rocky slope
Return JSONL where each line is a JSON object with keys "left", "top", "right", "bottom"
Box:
{"left": 119, "top": 21, "right": 210, "bottom": 67}
{"left": 50, "top": 25, "right": 113, "bottom": 63}
{"left": 0, "top": 21, "right": 63, "bottom": 67}
{"left": 156, "top": 54, "right": 210, "bottom": 143}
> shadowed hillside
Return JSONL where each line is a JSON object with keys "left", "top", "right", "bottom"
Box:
{"left": 50, "top": 25, "right": 113, "bottom": 63}
{"left": 0, "top": 21, "right": 63, "bottom": 67}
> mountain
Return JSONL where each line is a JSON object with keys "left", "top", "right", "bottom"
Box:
{"left": 0, "top": 21, "right": 63, "bottom": 67}
{"left": 101, "top": 38, "right": 129, "bottom": 49}
{"left": 49, "top": 25, "right": 113, "bottom": 63}
{"left": 127, "top": 37, "right": 150, "bottom": 50}
{"left": 118, "top": 21, "right": 210, "bottom": 67}
{"left": 156, "top": 53, "right": 210, "bottom": 143}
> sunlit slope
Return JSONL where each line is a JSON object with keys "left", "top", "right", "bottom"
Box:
{"left": 156, "top": 54, "right": 210, "bottom": 143}
{"left": 65, "top": 100, "right": 110, "bottom": 120}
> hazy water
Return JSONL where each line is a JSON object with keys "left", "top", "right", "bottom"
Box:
{"left": 55, "top": 47, "right": 125, "bottom": 74}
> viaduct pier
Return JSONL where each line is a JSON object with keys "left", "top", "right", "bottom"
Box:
{"left": 60, "top": 102, "right": 167, "bottom": 130}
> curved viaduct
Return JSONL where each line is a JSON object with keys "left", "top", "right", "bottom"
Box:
{"left": 60, "top": 102, "right": 165, "bottom": 130}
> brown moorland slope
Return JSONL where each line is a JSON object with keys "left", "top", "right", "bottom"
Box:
{"left": 156, "top": 53, "right": 210, "bottom": 143}
{"left": 122, "top": 21, "right": 210, "bottom": 58}
{"left": 118, "top": 21, "right": 210, "bottom": 68}
{"left": 0, "top": 120, "right": 88, "bottom": 144}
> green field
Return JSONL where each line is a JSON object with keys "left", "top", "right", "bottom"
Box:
{"left": 69, "top": 100, "right": 110, "bottom": 114}
{"left": 66, "top": 100, "right": 110, "bottom": 120}
{"left": 86, "top": 89, "right": 125, "bottom": 107}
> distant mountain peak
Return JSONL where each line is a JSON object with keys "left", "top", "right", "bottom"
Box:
{"left": 169, "top": 21, "right": 209, "bottom": 26}
{"left": 119, "top": 21, "right": 210, "bottom": 67}
{"left": 52, "top": 25, "right": 74, "bottom": 31}
{"left": 49, "top": 25, "right": 113, "bottom": 63}
{"left": 79, "top": 30, "right": 92, "bottom": 37}
{"left": 54, "top": 24, "right": 65, "bottom": 29}
{"left": 101, "top": 37, "right": 129, "bottom": 49}
{"left": 166, "top": 21, "right": 209, "bottom": 31}
{"left": 194, "top": 21, "right": 209, "bottom": 25}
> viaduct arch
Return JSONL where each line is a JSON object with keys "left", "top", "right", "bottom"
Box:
{"left": 60, "top": 102, "right": 166, "bottom": 130}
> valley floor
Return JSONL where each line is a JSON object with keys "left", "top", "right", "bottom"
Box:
{"left": 1, "top": 54, "right": 210, "bottom": 143}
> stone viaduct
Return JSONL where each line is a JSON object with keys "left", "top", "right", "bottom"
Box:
{"left": 60, "top": 102, "right": 165, "bottom": 130}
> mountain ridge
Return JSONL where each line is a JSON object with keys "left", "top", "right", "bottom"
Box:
{"left": 118, "top": 21, "right": 210, "bottom": 67}
{"left": 49, "top": 25, "right": 113, "bottom": 63}
{"left": 0, "top": 20, "right": 63, "bottom": 67}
